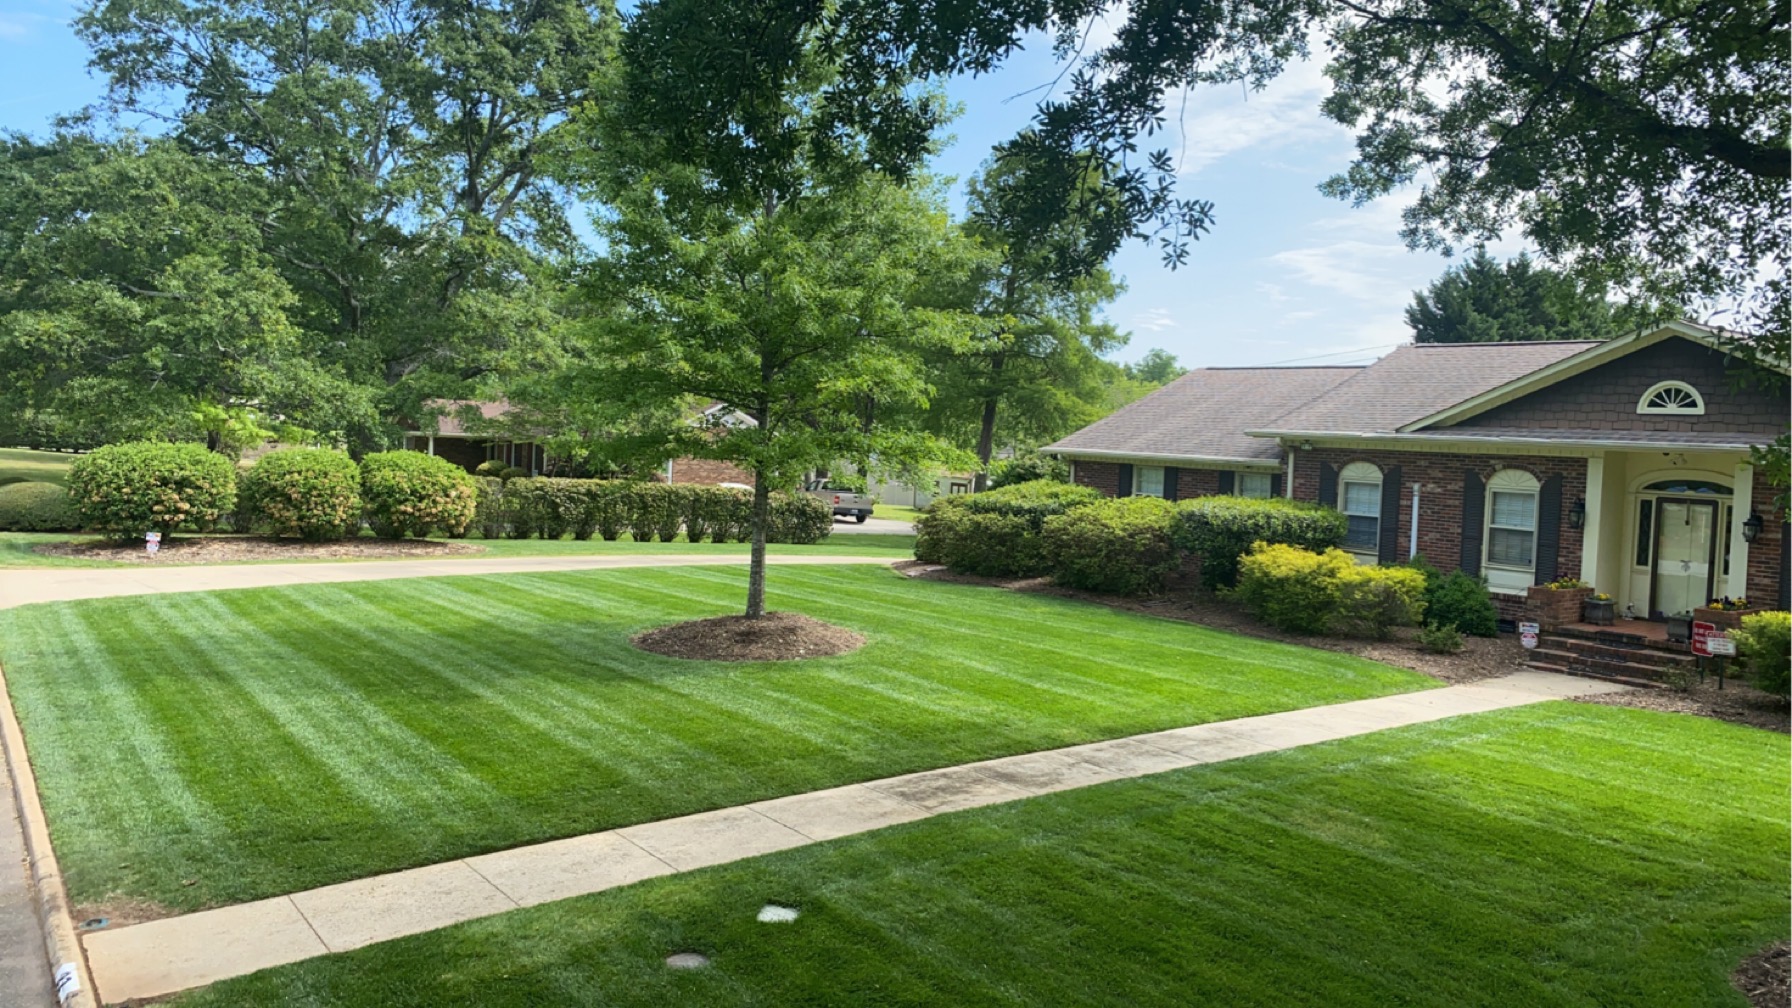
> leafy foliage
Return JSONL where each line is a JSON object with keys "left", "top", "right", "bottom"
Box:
{"left": 359, "top": 451, "right": 476, "bottom": 539}
{"left": 240, "top": 450, "right": 362, "bottom": 541}
{"left": 0, "top": 481, "right": 78, "bottom": 532}
{"left": 1332, "top": 564, "right": 1428, "bottom": 640}
{"left": 914, "top": 508, "right": 1044, "bottom": 577}
{"left": 67, "top": 441, "right": 237, "bottom": 537}
{"left": 987, "top": 451, "right": 1071, "bottom": 489}
{"left": 1418, "top": 568, "right": 1501, "bottom": 638}
{"left": 1419, "top": 622, "right": 1466, "bottom": 654}
{"left": 1041, "top": 496, "right": 1182, "bottom": 595}
{"left": 1237, "top": 543, "right": 1426, "bottom": 638}
{"left": 1407, "top": 251, "right": 1663, "bottom": 344}
{"left": 1172, "top": 496, "right": 1349, "bottom": 590}
{"left": 1736, "top": 611, "right": 1791, "bottom": 698}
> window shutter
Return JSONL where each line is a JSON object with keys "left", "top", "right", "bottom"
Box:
{"left": 1217, "top": 471, "right": 1234, "bottom": 495}
{"left": 1165, "top": 467, "right": 1181, "bottom": 501}
{"left": 1116, "top": 463, "right": 1133, "bottom": 498}
{"left": 1377, "top": 465, "right": 1403, "bottom": 564}
{"left": 1780, "top": 526, "right": 1789, "bottom": 610}
{"left": 1317, "top": 463, "right": 1338, "bottom": 510}
{"left": 1533, "top": 474, "right": 1563, "bottom": 585}
{"left": 1460, "top": 471, "right": 1484, "bottom": 576}
{"left": 1271, "top": 473, "right": 1284, "bottom": 498}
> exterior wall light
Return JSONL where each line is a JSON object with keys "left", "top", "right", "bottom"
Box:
{"left": 1742, "top": 511, "right": 1764, "bottom": 543}
{"left": 1568, "top": 498, "right": 1585, "bottom": 530}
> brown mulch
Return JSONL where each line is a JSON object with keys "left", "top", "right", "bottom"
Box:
{"left": 1579, "top": 679, "right": 1790, "bottom": 734}
{"left": 73, "top": 895, "right": 178, "bottom": 930}
{"left": 36, "top": 535, "right": 484, "bottom": 564}
{"left": 896, "top": 561, "right": 1524, "bottom": 685}
{"left": 1735, "top": 942, "right": 1791, "bottom": 1008}
{"left": 633, "top": 612, "right": 866, "bottom": 662}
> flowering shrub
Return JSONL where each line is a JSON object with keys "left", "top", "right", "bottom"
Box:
{"left": 359, "top": 451, "right": 476, "bottom": 538}
{"left": 240, "top": 449, "right": 361, "bottom": 540}
{"left": 67, "top": 441, "right": 236, "bottom": 537}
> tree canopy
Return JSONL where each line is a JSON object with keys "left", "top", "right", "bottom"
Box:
{"left": 1406, "top": 250, "right": 1663, "bottom": 344}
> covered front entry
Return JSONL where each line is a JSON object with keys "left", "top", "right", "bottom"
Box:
{"left": 1647, "top": 493, "right": 1723, "bottom": 618}
{"left": 1583, "top": 453, "right": 1751, "bottom": 621}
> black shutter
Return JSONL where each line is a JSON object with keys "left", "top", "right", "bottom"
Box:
{"left": 1779, "top": 524, "right": 1789, "bottom": 610}
{"left": 1460, "top": 471, "right": 1485, "bottom": 576}
{"left": 1116, "top": 463, "right": 1133, "bottom": 498}
{"left": 1165, "top": 467, "right": 1181, "bottom": 502}
{"left": 1377, "top": 465, "right": 1403, "bottom": 564}
{"left": 1271, "top": 473, "right": 1285, "bottom": 498}
{"left": 1217, "top": 471, "right": 1235, "bottom": 495}
{"left": 1534, "top": 474, "right": 1563, "bottom": 585}
{"left": 1318, "top": 463, "right": 1338, "bottom": 509}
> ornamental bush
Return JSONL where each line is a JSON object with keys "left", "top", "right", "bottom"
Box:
{"left": 915, "top": 480, "right": 1101, "bottom": 576}
{"left": 0, "top": 481, "right": 78, "bottom": 531}
{"left": 1420, "top": 568, "right": 1500, "bottom": 637}
{"left": 768, "top": 491, "right": 832, "bottom": 544}
{"left": 473, "top": 477, "right": 509, "bottom": 539}
{"left": 1331, "top": 563, "right": 1428, "bottom": 639}
{"left": 359, "top": 451, "right": 476, "bottom": 538}
{"left": 1736, "top": 610, "right": 1791, "bottom": 698}
{"left": 1040, "top": 496, "right": 1181, "bottom": 595}
{"left": 1172, "top": 495, "right": 1348, "bottom": 590}
{"left": 67, "top": 441, "right": 236, "bottom": 537}
{"left": 1234, "top": 542, "right": 1355, "bottom": 634}
{"left": 473, "top": 459, "right": 509, "bottom": 478}
{"left": 239, "top": 449, "right": 361, "bottom": 540}
{"left": 1419, "top": 622, "right": 1465, "bottom": 654}
{"left": 986, "top": 451, "right": 1069, "bottom": 488}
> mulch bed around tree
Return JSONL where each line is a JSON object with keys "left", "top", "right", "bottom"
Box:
{"left": 632, "top": 611, "right": 866, "bottom": 662}
{"left": 36, "top": 536, "right": 484, "bottom": 563}
{"left": 1734, "top": 942, "right": 1790, "bottom": 1008}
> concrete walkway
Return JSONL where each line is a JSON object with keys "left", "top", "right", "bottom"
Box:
{"left": 82, "top": 671, "right": 1627, "bottom": 1003}
{"left": 0, "top": 554, "right": 895, "bottom": 610}
{"left": 0, "top": 794, "right": 53, "bottom": 1007}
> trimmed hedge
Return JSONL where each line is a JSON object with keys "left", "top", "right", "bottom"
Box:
{"left": 914, "top": 480, "right": 1102, "bottom": 576}
{"left": 239, "top": 449, "right": 361, "bottom": 541}
{"left": 767, "top": 491, "right": 832, "bottom": 544}
{"left": 67, "top": 442, "right": 236, "bottom": 537}
{"left": 461, "top": 478, "right": 825, "bottom": 544}
{"left": 1041, "top": 496, "right": 1182, "bottom": 595}
{"left": 473, "top": 459, "right": 509, "bottom": 479}
{"left": 1235, "top": 542, "right": 1427, "bottom": 638}
{"left": 1737, "top": 611, "right": 1790, "bottom": 698}
{"left": 1172, "top": 495, "right": 1348, "bottom": 590}
{"left": 0, "top": 481, "right": 78, "bottom": 531}
{"left": 360, "top": 451, "right": 477, "bottom": 539}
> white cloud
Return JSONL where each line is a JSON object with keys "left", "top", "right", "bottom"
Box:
{"left": 1131, "top": 307, "right": 1177, "bottom": 332}
{"left": 1268, "top": 239, "right": 1413, "bottom": 302}
{"left": 0, "top": 17, "right": 34, "bottom": 40}
{"left": 1166, "top": 57, "right": 1347, "bottom": 178}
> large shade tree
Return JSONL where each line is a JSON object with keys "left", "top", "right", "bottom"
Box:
{"left": 1407, "top": 250, "right": 1664, "bottom": 344}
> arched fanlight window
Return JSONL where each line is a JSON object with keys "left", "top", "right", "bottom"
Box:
{"left": 1637, "top": 381, "right": 1705, "bottom": 415}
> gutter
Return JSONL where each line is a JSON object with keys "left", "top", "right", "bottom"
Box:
{"left": 1044, "top": 448, "right": 1283, "bottom": 468}
{"left": 1244, "top": 430, "right": 1767, "bottom": 453}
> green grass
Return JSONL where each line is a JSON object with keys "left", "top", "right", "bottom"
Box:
{"left": 0, "top": 530, "right": 918, "bottom": 568}
{"left": 0, "top": 446, "right": 75, "bottom": 486}
{"left": 0, "top": 565, "right": 1431, "bottom": 910}
{"left": 872, "top": 503, "right": 926, "bottom": 523}
{"left": 171, "top": 703, "right": 1790, "bottom": 1008}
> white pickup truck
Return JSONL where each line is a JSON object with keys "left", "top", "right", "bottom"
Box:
{"left": 804, "top": 480, "right": 874, "bottom": 523}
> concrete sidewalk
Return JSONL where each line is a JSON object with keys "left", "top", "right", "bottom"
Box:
{"left": 81, "top": 671, "right": 1628, "bottom": 1003}
{"left": 0, "top": 554, "right": 896, "bottom": 610}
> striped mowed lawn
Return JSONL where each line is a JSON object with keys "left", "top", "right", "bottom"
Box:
{"left": 0, "top": 564, "right": 1434, "bottom": 911}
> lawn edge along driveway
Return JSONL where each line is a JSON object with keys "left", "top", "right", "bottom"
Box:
{"left": 83, "top": 671, "right": 1627, "bottom": 1004}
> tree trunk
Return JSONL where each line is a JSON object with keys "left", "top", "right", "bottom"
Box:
{"left": 745, "top": 469, "right": 772, "bottom": 619}
{"left": 971, "top": 351, "right": 1006, "bottom": 493}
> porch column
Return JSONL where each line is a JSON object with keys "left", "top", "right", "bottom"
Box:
{"left": 426, "top": 435, "right": 435, "bottom": 456}
{"left": 1578, "top": 456, "right": 1603, "bottom": 585}
{"left": 1727, "top": 462, "right": 1753, "bottom": 598}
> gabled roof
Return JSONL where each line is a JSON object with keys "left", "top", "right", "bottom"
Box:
{"left": 1250, "top": 341, "right": 1596, "bottom": 437}
{"left": 1045, "top": 366, "right": 1363, "bottom": 465}
{"left": 1399, "top": 320, "right": 1783, "bottom": 431}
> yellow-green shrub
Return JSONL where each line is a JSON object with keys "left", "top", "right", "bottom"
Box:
{"left": 1040, "top": 496, "right": 1182, "bottom": 595}
{"left": 1736, "top": 611, "right": 1790, "bottom": 698}
{"left": 1332, "top": 564, "right": 1428, "bottom": 639}
{"left": 1235, "top": 542, "right": 1355, "bottom": 633}
{"left": 67, "top": 441, "right": 236, "bottom": 537}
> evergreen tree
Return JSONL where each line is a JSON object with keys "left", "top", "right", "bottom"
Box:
{"left": 1407, "top": 251, "right": 1663, "bottom": 344}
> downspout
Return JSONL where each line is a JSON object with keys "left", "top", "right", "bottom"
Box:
{"left": 1409, "top": 482, "right": 1421, "bottom": 559}
{"left": 1284, "top": 447, "right": 1295, "bottom": 499}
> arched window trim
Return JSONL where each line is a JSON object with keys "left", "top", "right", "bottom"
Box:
{"left": 1483, "top": 469, "right": 1541, "bottom": 584}
{"left": 1637, "top": 381, "right": 1705, "bottom": 415}
{"left": 1338, "top": 461, "right": 1382, "bottom": 554}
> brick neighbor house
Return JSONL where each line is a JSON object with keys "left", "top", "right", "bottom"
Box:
{"left": 1046, "top": 321, "right": 1790, "bottom": 626}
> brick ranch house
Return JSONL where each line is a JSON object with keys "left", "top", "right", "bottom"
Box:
{"left": 1046, "top": 321, "right": 1790, "bottom": 625}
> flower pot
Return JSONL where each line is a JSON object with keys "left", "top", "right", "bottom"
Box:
{"left": 1582, "top": 598, "right": 1616, "bottom": 627}
{"left": 1665, "top": 613, "right": 1692, "bottom": 642}
{"left": 1692, "top": 606, "right": 1764, "bottom": 631}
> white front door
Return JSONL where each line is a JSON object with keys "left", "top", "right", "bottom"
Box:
{"left": 1652, "top": 499, "right": 1717, "bottom": 617}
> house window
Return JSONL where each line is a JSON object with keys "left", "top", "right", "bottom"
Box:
{"left": 1134, "top": 465, "right": 1165, "bottom": 498}
{"left": 1484, "top": 470, "right": 1541, "bottom": 589}
{"left": 1637, "top": 381, "right": 1705, "bottom": 415}
{"left": 1236, "top": 472, "right": 1273, "bottom": 499}
{"left": 1634, "top": 499, "right": 1653, "bottom": 567}
{"left": 1338, "top": 462, "right": 1382, "bottom": 553}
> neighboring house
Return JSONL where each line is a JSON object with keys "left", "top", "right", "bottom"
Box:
{"left": 402, "top": 400, "right": 550, "bottom": 474}
{"left": 1046, "top": 321, "right": 1789, "bottom": 623}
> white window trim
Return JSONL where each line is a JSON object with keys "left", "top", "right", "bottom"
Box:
{"left": 1483, "top": 469, "right": 1540, "bottom": 594}
{"left": 1338, "top": 462, "right": 1382, "bottom": 556}
{"left": 1637, "top": 380, "right": 1705, "bottom": 415}
{"left": 1133, "top": 465, "right": 1166, "bottom": 498}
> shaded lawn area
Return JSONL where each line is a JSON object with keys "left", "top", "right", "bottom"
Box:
{"left": 171, "top": 703, "right": 1790, "bottom": 1008}
{"left": 0, "top": 564, "right": 1431, "bottom": 910}
{"left": 0, "top": 446, "right": 74, "bottom": 485}
{"left": 0, "top": 530, "right": 918, "bottom": 568}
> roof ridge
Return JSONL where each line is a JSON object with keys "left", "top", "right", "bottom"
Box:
{"left": 1411, "top": 339, "right": 1604, "bottom": 348}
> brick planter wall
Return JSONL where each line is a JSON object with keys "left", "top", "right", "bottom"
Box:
{"left": 1525, "top": 585, "right": 1594, "bottom": 629}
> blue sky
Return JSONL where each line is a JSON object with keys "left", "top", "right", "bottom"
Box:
{"left": 0, "top": 2, "right": 1510, "bottom": 370}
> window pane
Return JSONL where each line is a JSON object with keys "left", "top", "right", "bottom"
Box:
{"left": 1345, "top": 515, "right": 1379, "bottom": 551}
{"left": 1342, "top": 481, "right": 1379, "bottom": 516}
{"left": 1135, "top": 466, "right": 1164, "bottom": 497}
{"left": 1489, "top": 490, "right": 1535, "bottom": 530}
{"left": 1488, "top": 527, "right": 1535, "bottom": 567}
{"left": 1237, "top": 473, "right": 1272, "bottom": 499}
{"left": 1635, "top": 500, "right": 1652, "bottom": 567}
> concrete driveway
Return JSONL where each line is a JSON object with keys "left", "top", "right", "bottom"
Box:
{"left": 829, "top": 517, "right": 914, "bottom": 535}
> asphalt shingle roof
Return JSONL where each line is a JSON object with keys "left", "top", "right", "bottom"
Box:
{"left": 1257, "top": 341, "right": 1598, "bottom": 434}
{"left": 1045, "top": 366, "right": 1364, "bottom": 462}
